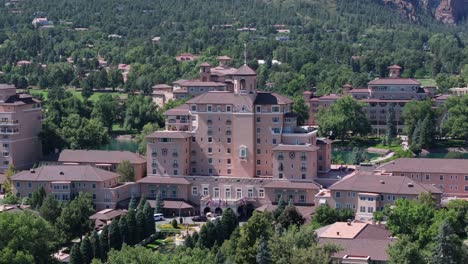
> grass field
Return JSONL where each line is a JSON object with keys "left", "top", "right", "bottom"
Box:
{"left": 417, "top": 78, "right": 437, "bottom": 86}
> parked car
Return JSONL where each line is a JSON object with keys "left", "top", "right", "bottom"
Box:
{"left": 153, "top": 213, "right": 164, "bottom": 221}
{"left": 191, "top": 215, "right": 207, "bottom": 222}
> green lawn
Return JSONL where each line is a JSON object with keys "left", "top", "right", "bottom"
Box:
{"left": 332, "top": 137, "right": 402, "bottom": 151}
{"left": 417, "top": 78, "right": 437, "bottom": 87}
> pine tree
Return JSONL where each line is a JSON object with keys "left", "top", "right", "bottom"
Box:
{"left": 385, "top": 106, "right": 397, "bottom": 144}
{"left": 99, "top": 225, "right": 109, "bottom": 261}
{"left": 221, "top": 208, "right": 238, "bottom": 240}
{"left": 256, "top": 236, "right": 271, "bottom": 264}
{"left": 143, "top": 201, "right": 155, "bottom": 238}
{"left": 137, "top": 196, "right": 147, "bottom": 211}
{"left": 135, "top": 209, "right": 145, "bottom": 242}
{"left": 80, "top": 236, "right": 93, "bottom": 264}
{"left": 128, "top": 196, "right": 138, "bottom": 211}
{"left": 154, "top": 192, "right": 164, "bottom": 214}
{"left": 126, "top": 209, "right": 137, "bottom": 245}
{"left": 430, "top": 221, "right": 465, "bottom": 264}
{"left": 90, "top": 230, "right": 100, "bottom": 260}
{"left": 118, "top": 214, "right": 129, "bottom": 245}
{"left": 185, "top": 234, "right": 194, "bottom": 248}
{"left": 109, "top": 219, "right": 122, "bottom": 250}
{"left": 69, "top": 243, "right": 82, "bottom": 264}
{"left": 215, "top": 251, "right": 225, "bottom": 264}
{"left": 274, "top": 195, "right": 286, "bottom": 220}
{"left": 419, "top": 115, "right": 434, "bottom": 149}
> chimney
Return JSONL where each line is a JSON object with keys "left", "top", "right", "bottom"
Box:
{"left": 59, "top": 171, "right": 64, "bottom": 175}
{"left": 336, "top": 232, "right": 340, "bottom": 235}
{"left": 347, "top": 219, "right": 352, "bottom": 225}
{"left": 388, "top": 65, "right": 402, "bottom": 78}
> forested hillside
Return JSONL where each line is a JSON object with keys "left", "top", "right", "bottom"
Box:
{"left": 0, "top": 0, "right": 468, "bottom": 96}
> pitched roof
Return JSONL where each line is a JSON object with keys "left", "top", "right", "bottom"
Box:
{"left": 137, "top": 176, "right": 191, "bottom": 185}
{"left": 329, "top": 172, "right": 442, "bottom": 195}
{"left": 152, "top": 84, "right": 172, "bottom": 89}
{"left": 146, "top": 131, "right": 192, "bottom": 139}
{"left": 254, "top": 92, "right": 293, "bottom": 105}
{"left": 89, "top": 209, "right": 127, "bottom": 221}
{"left": 272, "top": 144, "right": 319, "bottom": 152}
{"left": 163, "top": 104, "right": 190, "bottom": 115}
{"left": 217, "top": 56, "right": 232, "bottom": 60}
{"left": 262, "top": 180, "right": 321, "bottom": 190}
{"left": 388, "top": 64, "right": 402, "bottom": 69}
{"left": 148, "top": 200, "right": 194, "bottom": 209}
{"left": 317, "top": 222, "right": 394, "bottom": 261}
{"left": 187, "top": 91, "right": 254, "bottom": 107}
{"left": 319, "top": 238, "right": 393, "bottom": 261}
{"left": 179, "top": 80, "right": 226, "bottom": 87}
{"left": 349, "top": 88, "right": 369, "bottom": 93}
{"left": 11, "top": 165, "right": 119, "bottom": 182}
{"left": 59, "top": 150, "right": 146, "bottom": 164}
{"left": 234, "top": 64, "right": 256, "bottom": 75}
{"left": 0, "top": 84, "right": 15, "bottom": 90}
{"left": 377, "top": 158, "right": 468, "bottom": 174}
{"left": 199, "top": 62, "right": 211, "bottom": 67}
{"left": 368, "top": 78, "right": 420, "bottom": 85}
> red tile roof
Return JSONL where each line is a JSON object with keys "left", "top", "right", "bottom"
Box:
{"left": 368, "top": 78, "right": 420, "bottom": 85}
{"left": 199, "top": 62, "right": 211, "bottom": 67}
{"left": 254, "top": 92, "right": 293, "bottom": 105}
{"left": 377, "top": 158, "right": 468, "bottom": 174}
{"left": 137, "top": 176, "right": 191, "bottom": 185}
{"left": 349, "top": 88, "right": 369, "bottom": 93}
{"left": 148, "top": 200, "right": 194, "bottom": 209}
{"left": 89, "top": 209, "right": 127, "bottom": 221}
{"left": 234, "top": 64, "right": 256, "bottom": 75}
{"left": 12, "top": 165, "right": 119, "bottom": 182}
{"left": 187, "top": 91, "right": 254, "bottom": 107}
{"left": 59, "top": 150, "right": 146, "bottom": 164}
{"left": 152, "top": 84, "right": 172, "bottom": 89}
{"left": 262, "top": 180, "right": 321, "bottom": 190}
{"left": 217, "top": 56, "right": 232, "bottom": 60}
{"left": 329, "top": 171, "right": 442, "bottom": 195}
{"left": 388, "top": 64, "right": 402, "bottom": 69}
{"left": 179, "top": 80, "right": 226, "bottom": 87}
{"left": 146, "top": 131, "right": 192, "bottom": 139}
{"left": 163, "top": 104, "right": 190, "bottom": 116}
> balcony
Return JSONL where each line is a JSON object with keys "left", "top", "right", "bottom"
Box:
{"left": 172, "top": 164, "right": 179, "bottom": 168}
{"left": 301, "top": 156, "right": 307, "bottom": 161}
{"left": 226, "top": 120, "right": 232, "bottom": 126}
{"left": 0, "top": 129, "right": 18, "bottom": 135}
{"left": 301, "top": 167, "right": 307, "bottom": 172}
{"left": 207, "top": 120, "right": 213, "bottom": 125}
{"left": 172, "top": 152, "right": 178, "bottom": 157}
{"left": 226, "top": 131, "right": 232, "bottom": 136}
{"left": 0, "top": 120, "right": 19, "bottom": 126}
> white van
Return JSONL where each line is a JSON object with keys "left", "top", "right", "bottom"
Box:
{"left": 153, "top": 213, "right": 164, "bottom": 221}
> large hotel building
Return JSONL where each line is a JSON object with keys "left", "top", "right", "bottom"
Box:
{"left": 0, "top": 84, "right": 42, "bottom": 172}
{"left": 303, "top": 65, "right": 449, "bottom": 134}
{"left": 141, "top": 62, "right": 332, "bottom": 215}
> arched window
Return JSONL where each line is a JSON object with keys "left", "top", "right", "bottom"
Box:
{"left": 240, "top": 79, "right": 246, "bottom": 91}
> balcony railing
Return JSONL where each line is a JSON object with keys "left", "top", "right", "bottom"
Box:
{"left": 0, "top": 129, "right": 18, "bottom": 135}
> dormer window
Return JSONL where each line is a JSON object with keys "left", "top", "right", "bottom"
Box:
{"left": 207, "top": 105, "right": 212, "bottom": 112}
{"left": 191, "top": 105, "right": 197, "bottom": 111}
{"left": 240, "top": 79, "right": 246, "bottom": 91}
{"left": 272, "top": 106, "right": 280, "bottom": 113}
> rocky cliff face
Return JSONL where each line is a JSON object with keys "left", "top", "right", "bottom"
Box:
{"left": 382, "top": 0, "right": 468, "bottom": 24}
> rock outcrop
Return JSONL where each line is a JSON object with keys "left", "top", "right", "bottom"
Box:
{"left": 382, "top": 0, "right": 468, "bottom": 24}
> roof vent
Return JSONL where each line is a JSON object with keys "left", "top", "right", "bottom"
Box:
{"left": 379, "top": 180, "right": 385, "bottom": 184}
{"left": 347, "top": 219, "right": 352, "bottom": 226}
{"left": 59, "top": 171, "right": 64, "bottom": 175}
{"left": 407, "top": 182, "right": 414, "bottom": 187}
{"left": 336, "top": 232, "right": 340, "bottom": 235}
{"left": 29, "top": 169, "right": 35, "bottom": 173}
